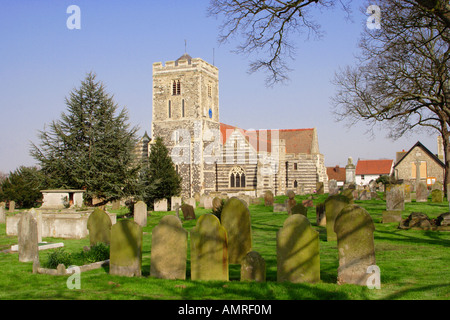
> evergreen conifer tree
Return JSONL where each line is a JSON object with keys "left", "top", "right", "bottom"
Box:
{"left": 30, "top": 72, "right": 140, "bottom": 205}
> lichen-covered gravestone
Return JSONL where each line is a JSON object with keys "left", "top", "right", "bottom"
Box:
{"left": 134, "top": 200, "right": 148, "bottom": 227}
{"left": 221, "top": 197, "right": 252, "bottom": 264}
{"left": 386, "top": 185, "right": 405, "bottom": 211}
{"left": 87, "top": 208, "right": 112, "bottom": 246}
{"left": 324, "top": 194, "right": 350, "bottom": 241}
{"left": 334, "top": 204, "right": 376, "bottom": 286}
{"left": 18, "top": 211, "right": 39, "bottom": 262}
{"left": 416, "top": 182, "right": 428, "bottom": 202}
{"left": 316, "top": 202, "right": 326, "bottom": 226}
{"left": 190, "top": 214, "right": 228, "bottom": 281}
{"left": 431, "top": 189, "right": 443, "bottom": 203}
{"left": 277, "top": 214, "right": 320, "bottom": 283}
{"left": 291, "top": 203, "right": 307, "bottom": 217}
{"left": 110, "top": 220, "right": 143, "bottom": 277}
{"left": 240, "top": 251, "right": 266, "bottom": 282}
{"left": 0, "top": 203, "right": 5, "bottom": 224}
{"left": 150, "top": 215, "right": 187, "bottom": 280}
{"left": 264, "top": 190, "right": 274, "bottom": 206}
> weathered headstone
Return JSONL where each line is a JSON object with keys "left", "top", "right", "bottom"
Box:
{"left": 240, "top": 251, "right": 266, "bottom": 282}
{"left": 0, "top": 204, "right": 5, "bottom": 224}
{"left": 316, "top": 182, "right": 324, "bottom": 195}
{"left": 239, "top": 195, "right": 250, "bottom": 207}
{"left": 150, "top": 215, "right": 187, "bottom": 280}
{"left": 9, "top": 200, "right": 15, "bottom": 213}
{"left": 285, "top": 198, "right": 297, "bottom": 215}
{"left": 341, "top": 189, "right": 354, "bottom": 204}
{"left": 111, "top": 200, "right": 121, "bottom": 210}
{"left": 431, "top": 189, "right": 443, "bottom": 203}
{"left": 190, "top": 214, "right": 228, "bottom": 281}
{"left": 110, "top": 220, "right": 143, "bottom": 277}
{"left": 324, "top": 194, "right": 350, "bottom": 241}
{"left": 302, "top": 199, "right": 313, "bottom": 207}
{"left": 416, "top": 182, "right": 428, "bottom": 202}
{"left": 277, "top": 214, "right": 320, "bottom": 283}
{"left": 134, "top": 201, "right": 148, "bottom": 227}
{"left": 212, "top": 197, "right": 223, "bottom": 211}
{"left": 181, "top": 203, "right": 196, "bottom": 220}
{"left": 291, "top": 203, "right": 307, "bottom": 217}
{"left": 87, "top": 208, "right": 112, "bottom": 246}
{"left": 193, "top": 192, "right": 201, "bottom": 202}
{"left": 18, "top": 211, "right": 39, "bottom": 262}
{"left": 264, "top": 190, "right": 274, "bottom": 206}
{"left": 334, "top": 204, "right": 376, "bottom": 286}
{"left": 382, "top": 210, "right": 402, "bottom": 223}
{"left": 286, "top": 190, "right": 295, "bottom": 199}
{"left": 328, "top": 180, "right": 339, "bottom": 196}
{"left": 386, "top": 185, "right": 405, "bottom": 211}
{"left": 171, "top": 196, "right": 182, "bottom": 211}
{"left": 221, "top": 197, "right": 252, "bottom": 264}
{"left": 316, "top": 202, "right": 326, "bottom": 226}
{"left": 154, "top": 199, "right": 168, "bottom": 212}
{"left": 273, "top": 203, "right": 286, "bottom": 212}
{"left": 403, "top": 184, "right": 411, "bottom": 203}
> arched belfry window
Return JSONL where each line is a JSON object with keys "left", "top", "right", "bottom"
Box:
{"left": 230, "top": 166, "right": 246, "bottom": 188}
{"left": 172, "top": 80, "right": 181, "bottom": 95}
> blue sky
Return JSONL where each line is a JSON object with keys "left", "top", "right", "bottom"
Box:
{"left": 0, "top": 0, "right": 438, "bottom": 174}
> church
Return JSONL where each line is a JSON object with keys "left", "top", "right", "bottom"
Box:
{"left": 137, "top": 53, "right": 329, "bottom": 198}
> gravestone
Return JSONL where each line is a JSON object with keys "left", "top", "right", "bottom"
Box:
{"left": 264, "top": 190, "right": 274, "bottom": 206}
{"left": 239, "top": 195, "right": 250, "bottom": 207}
{"left": 324, "top": 194, "right": 350, "bottom": 241}
{"left": 431, "top": 189, "right": 443, "bottom": 203}
{"left": 382, "top": 210, "right": 402, "bottom": 223}
{"left": 316, "top": 182, "right": 324, "bottom": 195}
{"left": 240, "top": 251, "right": 266, "bottom": 282}
{"left": 150, "top": 215, "right": 187, "bottom": 280}
{"left": 386, "top": 185, "right": 405, "bottom": 211}
{"left": 111, "top": 200, "right": 121, "bottom": 210}
{"left": 110, "top": 220, "right": 143, "bottom": 277}
{"left": 0, "top": 204, "right": 5, "bottom": 224}
{"left": 221, "top": 197, "right": 252, "bottom": 264}
{"left": 286, "top": 190, "right": 295, "bottom": 199}
{"left": 273, "top": 203, "right": 286, "bottom": 212}
{"left": 134, "top": 201, "right": 148, "bottom": 227}
{"left": 334, "top": 204, "right": 376, "bottom": 286}
{"left": 341, "top": 189, "right": 354, "bottom": 204}
{"left": 185, "top": 197, "right": 196, "bottom": 209}
{"left": 291, "top": 203, "right": 307, "bottom": 217}
{"left": 328, "top": 180, "right": 339, "bottom": 196}
{"left": 87, "top": 208, "right": 112, "bottom": 246}
{"left": 171, "top": 196, "right": 182, "bottom": 211}
{"left": 193, "top": 192, "right": 200, "bottom": 202}
{"left": 403, "top": 184, "right": 411, "bottom": 202}
{"left": 316, "top": 202, "right": 326, "bottom": 226}
{"left": 18, "top": 211, "right": 39, "bottom": 262}
{"left": 190, "top": 214, "right": 228, "bottom": 281}
{"left": 154, "top": 199, "right": 168, "bottom": 212}
{"left": 212, "top": 197, "right": 223, "bottom": 211}
{"left": 277, "top": 214, "right": 320, "bottom": 283}
{"left": 9, "top": 200, "right": 15, "bottom": 213}
{"left": 203, "top": 196, "right": 213, "bottom": 209}
{"left": 285, "top": 198, "right": 297, "bottom": 215}
{"left": 181, "top": 203, "right": 196, "bottom": 220}
{"left": 302, "top": 199, "right": 313, "bottom": 207}
{"left": 416, "top": 182, "right": 428, "bottom": 202}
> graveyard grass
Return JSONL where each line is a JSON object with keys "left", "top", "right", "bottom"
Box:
{"left": 0, "top": 194, "right": 449, "bottom": 300}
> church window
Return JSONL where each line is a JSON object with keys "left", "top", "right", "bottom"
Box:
{"left": 229, "top": 166, "right": 245, "bottom": 188}
{"left": 168, "top": 100, "right": 171, "bottom": 118}
{"left": 182, "top": 99, "right": 185, "bottom": 117}
{"left": 172, "top": 80, "right": 181, "bottom": 95}
{"left": 208, "top": 84, "right": 212, "bottom": 97}
{"left": 294, "top": 180, "right": 298, "bottom": 188}
{"left": 294, "top": 163, "right": 298, "bottom": 170}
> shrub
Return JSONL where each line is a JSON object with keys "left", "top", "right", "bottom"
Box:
{"left": 44, "top": 248, "right": 73, "bottom": 269}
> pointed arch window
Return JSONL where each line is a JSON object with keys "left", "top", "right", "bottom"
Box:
{"left": 230, "top": 166, "right": 245, "bottom": 188}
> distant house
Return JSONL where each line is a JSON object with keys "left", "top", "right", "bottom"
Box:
{"left": 326, "top": 166, "right": 346, "bottom": 186}
{"left": 355, "top": 159, "right": 394, "bottom": 186}
{"left": 393, "top": 141, "right": 444, "bottom": 187}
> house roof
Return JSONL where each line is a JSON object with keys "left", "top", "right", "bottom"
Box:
{"left": 327, "top": 166, "right": 346, "bottom": 182}
{"left": 219, "top": 123, "right": 315, "bottom": 154}
{"left": 393, "top": 141, "right": 445, "bottom": 168}
{"left": 355, "top": 159, "right": 394, "bottom": 175}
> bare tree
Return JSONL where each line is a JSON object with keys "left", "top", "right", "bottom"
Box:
{"left": 332, "top": 0, "right": 450, "bottom": 190}
{"left": 208, "top": 0, "right": 449, "bottom": 85}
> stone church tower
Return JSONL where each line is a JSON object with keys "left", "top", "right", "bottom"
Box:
{"left": 151, "top": 53, "right": 220, "bottom": 197}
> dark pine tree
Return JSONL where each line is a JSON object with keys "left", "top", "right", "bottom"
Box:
{"left": 30, "top": 72, "right": 140, "bottom": 205}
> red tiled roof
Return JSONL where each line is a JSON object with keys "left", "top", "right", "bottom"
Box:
{"left": 220, "top": 123, "right": 314, "bottom": 154}
{"left": 327, "top": 166, "right": 346, "bottom": 182}
{"left": 355, "top": 159, "right": 394, "bottom": 175}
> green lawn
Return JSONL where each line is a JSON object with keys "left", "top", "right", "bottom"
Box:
{"left": 0, "top": 194, "right": 449, "bottom": 300}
